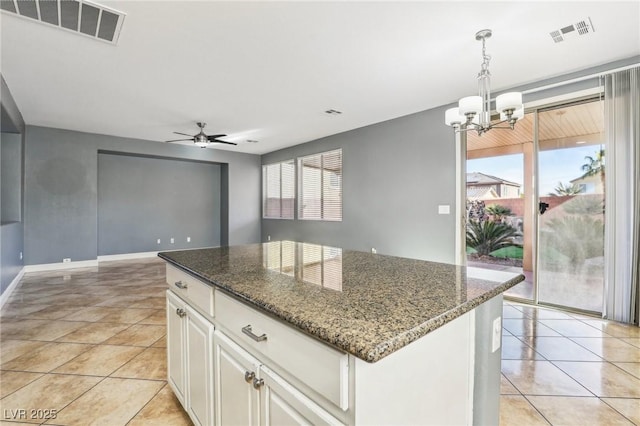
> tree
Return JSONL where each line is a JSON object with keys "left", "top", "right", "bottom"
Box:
{"left": 466, "top": 220, "right": 518, "bottom": 257}
{"left": 581, "top": 148, "right": 605, "bottom": 188}
{"left": 485, "top": 204, "right": 513, "bottom": 223}
{"left": 551, "top": 182, "right": 582, "bottom": 196}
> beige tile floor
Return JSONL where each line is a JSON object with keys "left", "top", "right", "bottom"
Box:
{"left": 500, "top": 302, "right": 640, "bottom": 425}
{"left": 0, "top": 258, "right": 638, "bottom": 425}
{"left": 0, "top": 258, "right": 191, "bottom": 425}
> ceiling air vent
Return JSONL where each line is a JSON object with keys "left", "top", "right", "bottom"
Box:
{"left": 550, "top": 17, "right": 594, "bottom": 43}
{"left": 0, "top": 0, "right": 125, "bottom": 44}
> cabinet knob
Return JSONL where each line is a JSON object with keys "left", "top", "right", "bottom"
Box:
{"left": 252, "top": 377, "right": 264, "bottom": 390}
{"left": 174, "top": 281, "right": 188, "bottom": 289}
{"left": 244, "top": 371, "right": 255, "bottom": 383}
{"left": 176, "top": 308, "right": 186, "bottom": 318}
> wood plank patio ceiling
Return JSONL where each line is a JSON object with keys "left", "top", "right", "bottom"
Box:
{"left": 467, "top": 100, "right": 604, "bottom": 155}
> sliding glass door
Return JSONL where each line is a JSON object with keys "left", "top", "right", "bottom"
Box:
{"left": 536, "top": 102, "right": 605, "bottom": 312}
{"left": 466, "top": 97, "right": 605, "bottom": 314}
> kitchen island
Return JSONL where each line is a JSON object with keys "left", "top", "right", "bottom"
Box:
{"left": 159, "top": 241, "right": 524, "bottom": 426}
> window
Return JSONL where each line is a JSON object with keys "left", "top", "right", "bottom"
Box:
{"left": 262, "top": 160, "right": 295, "bottom": 219}
{"left": 298, "top": 149, "right": 342, "bottom": 221}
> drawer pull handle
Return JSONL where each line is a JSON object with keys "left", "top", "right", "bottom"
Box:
{"left": 242, "top": 325, "right": 267, "bottom": 342}
{"left": 174, "top": 281, "right": 188, "bottom": 289}
{"left": 252, "top": 377, "right": 264, "bottom": 389}
{"left": 244, "top": 371, "right": 255, "bottom": 383}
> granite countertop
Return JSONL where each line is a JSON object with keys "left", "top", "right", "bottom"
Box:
{"left": 159, "top": 241, "right": 524, "bottom": 363}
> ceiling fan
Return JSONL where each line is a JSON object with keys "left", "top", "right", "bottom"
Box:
{"left": 166, "top": 122, "right": 237, "bottom": 147}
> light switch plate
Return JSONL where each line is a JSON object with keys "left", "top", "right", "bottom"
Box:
{"left": 438, "top": 205, "right": 450, "bottom": 215}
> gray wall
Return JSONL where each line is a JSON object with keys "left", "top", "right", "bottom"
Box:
{"left": 98, "top": 152, "right": 221, "bottom": 255}
{"left": 261, "top": 56, "right": 640, "bottom": 264}
{"left": 1, "top": 133, "right": 21, "bottom": 222}
{"left": 24, "top": 126, "right": 261, "bottom": 265}
{"left": 0, "top": 74, "right": 25, "bottom": 294}
{"left": 262, "top": 105, "right": 457, "bottom": 264}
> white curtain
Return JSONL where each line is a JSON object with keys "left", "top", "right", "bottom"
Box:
{"left": 604, "top": 67, "right": 640, "bottom": 324}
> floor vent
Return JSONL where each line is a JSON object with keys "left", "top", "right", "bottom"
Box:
{"left": 549, "top": 17, "right": 595, "bottom": 43}
{"left": 0, "top": 0, "right": 125, "bottom": 44}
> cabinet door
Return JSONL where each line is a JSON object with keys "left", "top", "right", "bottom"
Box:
{"left": 214, "top": 330, "right": 261, "bottom": 426}
{"left": 186, "top": 306, "right": 214, "bottom": 426}
{"left": 260, "top": 366, "right": 343, "bottom": 426}
{"left": 166, "top": 290, "right": 186, "bottom": 404}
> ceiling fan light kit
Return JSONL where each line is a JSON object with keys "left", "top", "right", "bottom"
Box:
{"left": 165, "top": 122, "right": 237, "bottom": 148}
{"left": 445, "top": 29, "right": 524, "bottom": 136}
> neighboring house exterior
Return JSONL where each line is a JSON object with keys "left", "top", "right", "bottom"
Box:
{"left": 466, "top": 172, "right": 521, "bottom": 199}
{"left": 466, "top": 186, "right": 499, "bottom": 200}
{"left": 570, "top": 173, "right": 604, "bottom": 194}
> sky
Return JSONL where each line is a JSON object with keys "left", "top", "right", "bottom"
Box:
{"left": 468, "top": 145, "right": 603, "bottom": 196}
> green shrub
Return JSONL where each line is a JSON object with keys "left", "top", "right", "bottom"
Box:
{"left": 562, "top": 196, "right": 604, "bottom": 215}
{"left": 539, "top": 216, "right": 604, "bottom": 270}
{"left": 485, "top": 204, "right": 513, "bottom": 222}
{"left": 466, "top": 220, "right": 518, "bottom": 257}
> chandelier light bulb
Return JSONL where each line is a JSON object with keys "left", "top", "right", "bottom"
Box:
{"left": 445, "top": 107, "right": 464, "bottom": 126}
{"left": 496, "top": 92, "right": 523, "bottom": 113}
{"left": 459, "top": 96, "right": 483, "bottom": 116}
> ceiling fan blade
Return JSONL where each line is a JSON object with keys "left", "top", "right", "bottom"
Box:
{"left": 165, "top": 138, "right": 193, "bottom": 143}
{"left": 207, "top": 134, "right": 227, "bottom": 140}
{"left": 173, "top": 132, "right": 194, "bottom": 137}
{"left": 211, "top": 139, "right": 238, "bottom": 146}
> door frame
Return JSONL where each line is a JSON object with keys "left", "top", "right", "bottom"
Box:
{"left": 455, "top": 86, "right": 605, "bottom": 315}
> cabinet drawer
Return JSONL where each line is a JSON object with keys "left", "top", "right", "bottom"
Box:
{"left": 166, "top": 264, "right": 214, "bottom": 317}
{"left": 215, "top": 291, "right": 349, "bottom": 411}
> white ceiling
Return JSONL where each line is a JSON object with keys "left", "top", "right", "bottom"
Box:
{"left": 1, "top": 1, "right": 639, "bottom": 155}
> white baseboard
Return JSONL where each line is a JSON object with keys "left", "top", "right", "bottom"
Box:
{"left": 97, "top": 251, "right": 160, "bottom": 262}
{"left": 0, "top": 267, "right": 25, "bottom": 309}
{"left": 23, "top": 259, "right": 99, "bottom": 272}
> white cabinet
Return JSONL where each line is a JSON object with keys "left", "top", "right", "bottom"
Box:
{"left": 213, "top": 329, "right": 342, "bottom": 426}
{"left": 260, "top": 365, "right": 343, "bottom": 426}
{"left": 214, "top": 330, "right": 261, "bottom": 426}
{"left": 166, "top": 290, "right": 214, "bottom": 426}
{"left": 167, "top": 290, "right": 186, "bottom": 404}
{"left": 164, "top": 259, "right": 504, "bottom": 426}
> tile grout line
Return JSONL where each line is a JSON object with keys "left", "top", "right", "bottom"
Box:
{"left": 123, "top": 382, "right": 168, "bottom": 425}
{"left": 520, "top": 394, "right": 553, "bottom": 426}
{"left": 594, "top": 397, "right": 639, "bottom": 425}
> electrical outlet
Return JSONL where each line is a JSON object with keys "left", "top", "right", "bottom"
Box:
{"left": 492, "top": 317, "right": 502, "bottom": 353}
{"left": 371, "top": 248, "right": 377, "bottom": 254}
{"left": 170, "top": 238, "right": 175, "bottom": 244}
{"left": 157, "top": 239, "right": 161, "bottom": 244}
{"left": 63, "top": 258, "right": 71, "bottom": 263}
{"left": 267, "top": 235, "right": 271, "bottom": 241}
{"left": 19, "top": 252, "right": 23, "bottom": 260}
{"left": 187, "top": 237, "right": 191, "bottom": 243}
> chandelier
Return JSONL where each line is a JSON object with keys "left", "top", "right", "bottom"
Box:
{"left": 445, "top": 29, "right": 523, "bottom": 135}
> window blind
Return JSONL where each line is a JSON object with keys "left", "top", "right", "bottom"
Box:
{"left": 298, "top": 149, "right": 342, "bottom": 221}
{"left": 262, "top": 160, "right": 295, "bottom": 219}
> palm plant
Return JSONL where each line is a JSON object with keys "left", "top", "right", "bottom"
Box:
{"left": 485, "top": 204, "right": 512, "bottom": 222}
{"left": 540, "top": 216, "right": 604, "bottom": 270}
{"left": 466, "top": 220, "right": 518, "bottom": 257}
{"left": 581, "top": 148, "right": 605, "bottom": 188}
{"left": 551, "top": 182, "right": 582, "bottom": 196}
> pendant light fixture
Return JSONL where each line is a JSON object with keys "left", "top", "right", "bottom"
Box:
{"left": 445, "top": 29, "right": 524, "bottom": 135}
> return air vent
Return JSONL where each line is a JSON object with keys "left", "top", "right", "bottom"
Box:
{"left": 0, "top": 0, "right": 125, "bottom": 44}
{"left": 550, "top": 17, "right": 595, "bottom": 43}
